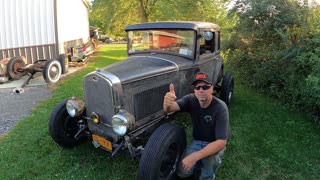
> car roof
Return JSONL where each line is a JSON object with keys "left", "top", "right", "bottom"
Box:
{"left": 125, "top": 21, "right": 220, "bottom": 31}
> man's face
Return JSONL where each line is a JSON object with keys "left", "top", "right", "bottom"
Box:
{"left": 193, "top": 81, "right": 213, "bottom": 102}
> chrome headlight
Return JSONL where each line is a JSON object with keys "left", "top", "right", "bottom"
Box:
{"left": 112, "top": 110, "right": 135, "bottom": 136}
{"left": 66, "top": 97, "right": 85, "bottom": 118}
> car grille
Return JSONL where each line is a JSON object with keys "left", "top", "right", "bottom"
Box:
{"left": 133, "top": 84, "right": 168, "bottom": 120}
{"left": 83, "top": 73, "right": 115, "bottom": 124}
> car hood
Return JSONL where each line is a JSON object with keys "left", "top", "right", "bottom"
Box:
{"left": 102, "top": 55, "right": 178, "bottom": 84}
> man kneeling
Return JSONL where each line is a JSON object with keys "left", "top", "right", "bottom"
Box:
{"left": 163, "top": 72, "right": 231, "bottom": 179}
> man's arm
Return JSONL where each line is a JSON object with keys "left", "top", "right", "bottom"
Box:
{"left": 163, "top": 83, "right": 180, "bottom": 113}
{"left": 182, "top": 139, "right": 227, "bottom": 171}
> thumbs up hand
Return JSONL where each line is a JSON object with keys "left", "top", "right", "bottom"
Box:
{"left": 169, "top": 83, "right": 176, "bottom": 96}
{"left": 163, "top": 83, "right": 177, "bottom": 113}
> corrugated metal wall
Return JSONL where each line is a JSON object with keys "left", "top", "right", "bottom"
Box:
{"left": 0, "top": 0, "right": 57, "bottom": 63}
{"left": 0, "top": 0, "right": 90, "bottom": 64}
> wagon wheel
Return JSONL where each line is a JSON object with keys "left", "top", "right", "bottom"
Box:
{"left": 43, "top": 59, "right": 62, "bottom": 83}
{"left": 7, "top": 57, "right": 27, "bottom": 80}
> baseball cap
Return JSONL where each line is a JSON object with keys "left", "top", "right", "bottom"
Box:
{"left": 192, "top": 72, "right": 212, "bottom": 85}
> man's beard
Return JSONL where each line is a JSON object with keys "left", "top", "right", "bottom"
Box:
{"left": 199, "top": 97, "right": 208, "bottom": 102}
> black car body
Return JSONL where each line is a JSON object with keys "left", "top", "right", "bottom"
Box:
{"left": 49, "top": 21, "right": 234, "bottom": 179}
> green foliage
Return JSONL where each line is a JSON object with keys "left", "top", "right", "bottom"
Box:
{"left": 281, "top": 34, "right": 320, "bottom": 115}
{"left": 89, "top": 0, "right": 229, "bottom": 37}
{"left": 89, "top": 0, "right": 141, "bottom": 37}
{"left": 226, "top": 0, "right": 320, "bottom": 120}
{"left": 149, "top": 0, "right": 226, "bottom": 22}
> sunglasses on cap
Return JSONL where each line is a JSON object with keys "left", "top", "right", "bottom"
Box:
{"left": 194, "top": 84, "right": 212, "bottom": 90}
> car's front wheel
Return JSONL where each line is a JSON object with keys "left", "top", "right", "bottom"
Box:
{"left": 49, "top": 100, "right": 87, "bottom": 148}
{"left": 137, "top": 123, "right": 186, "bottom": 180}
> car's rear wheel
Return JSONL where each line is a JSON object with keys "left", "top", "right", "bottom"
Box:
{"left": 49, "top": 100, "right": 86, "bottom": 148}
{"left": 137, "top": 123, "right": 186, "bottom": 180}
{"left": 220, "top": 72, "right": 234, "bottom": 107}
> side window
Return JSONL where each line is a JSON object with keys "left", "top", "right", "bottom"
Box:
{"left": 200, "top": 31, "right": 215, "bottom": 55}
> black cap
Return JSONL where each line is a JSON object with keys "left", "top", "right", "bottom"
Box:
{"left": 192, "top": 72, "right": 212, "bottom": 85}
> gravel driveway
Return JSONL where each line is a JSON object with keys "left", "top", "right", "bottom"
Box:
{"left": 0, "top": 86, "right": 52, "bottom": 136}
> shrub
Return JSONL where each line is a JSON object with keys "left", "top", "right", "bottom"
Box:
{"left": 226, "top": 0, "right": 320, "bottom": 121}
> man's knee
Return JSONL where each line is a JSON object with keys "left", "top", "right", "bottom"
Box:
{"left": 205, "top": 148, "right": 225, "bottom": 166}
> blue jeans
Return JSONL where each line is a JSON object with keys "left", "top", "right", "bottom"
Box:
{"left": 177, "top": 140, "right": 225, "bottom": 180}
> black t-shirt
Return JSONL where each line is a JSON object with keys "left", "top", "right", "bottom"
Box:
{"left": 177, "top": 94, "right": 231, "bottom": 142}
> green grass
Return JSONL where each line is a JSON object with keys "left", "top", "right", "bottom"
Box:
{"left": 0, "top": 44, "right": 319, "bottom": 179}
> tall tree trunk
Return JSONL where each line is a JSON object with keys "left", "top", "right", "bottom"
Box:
{"left": 138, "top": 0, "right": 148, "bottom": 22}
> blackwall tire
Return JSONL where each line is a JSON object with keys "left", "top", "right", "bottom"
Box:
{"left": 220, "top": 72, "right": 234, "bottom": 107}
{"left": 6, "top": 57, "right": 26, "bottom": 80}
{"left": 58, "top": 54, "right": 68, "bottom": 74}
{"left": 43, "top": 59, "right": 62, "bottom": 83}
{"left": 49, "top": 100, "right": 84, "bottom": 148}
{"left": 137, "top": 123, "right": 186, "bottom": 180}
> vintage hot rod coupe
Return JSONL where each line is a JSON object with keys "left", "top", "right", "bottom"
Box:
{"left": 49, "top": 21, "right": 234, "bottom": 179}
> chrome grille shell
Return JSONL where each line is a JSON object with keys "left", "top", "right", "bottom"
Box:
{"left": 83, "top": 70, "right": 123, "bottom": 142}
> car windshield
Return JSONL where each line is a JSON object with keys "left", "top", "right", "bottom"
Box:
{"left": 127, "top": 29, "right": 196, "bottom": 58}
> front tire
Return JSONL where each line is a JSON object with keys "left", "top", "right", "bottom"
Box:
{"left": 137, "top": 123, "right": 186, "bottom": 180}
{"left": 49, "top": 100, "right": 85, "bottom": 148}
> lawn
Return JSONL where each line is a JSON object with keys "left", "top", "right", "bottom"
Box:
{"left": 0, "top": 44, "right": 319, "bottom": 179}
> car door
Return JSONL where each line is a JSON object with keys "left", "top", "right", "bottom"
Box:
{"left": 198, "top": 30, "right": 215, "bottom": 79}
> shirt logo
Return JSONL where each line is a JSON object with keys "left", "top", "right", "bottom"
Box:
{"left": 204, "top": 115, "right": 212, "bottom": 123}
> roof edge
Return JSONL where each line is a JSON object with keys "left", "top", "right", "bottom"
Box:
{"left": 125, "top": 21, "right": 220, "bottom": 32}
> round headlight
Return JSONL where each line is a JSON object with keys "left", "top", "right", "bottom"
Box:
{"left": 66, "top": 97, "right": 85, "bottom": 118}
{"left": 112, "top": 114, "right": 128, "bottom": 136}
{"left": 66, "top": 101, "right": 77, "bottom": 117}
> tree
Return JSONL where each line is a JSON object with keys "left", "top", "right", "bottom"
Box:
{"left": 137, "top": 0, "right": 159, "bottom": 22}
{"left": 89, "top": 0, "right": 140, "bottom": 37}
{"left": 89, "top": 0, "right": 229, "bottom": 37}
{"left": 89, "top": 0, "right": 160, "bottom": 36}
